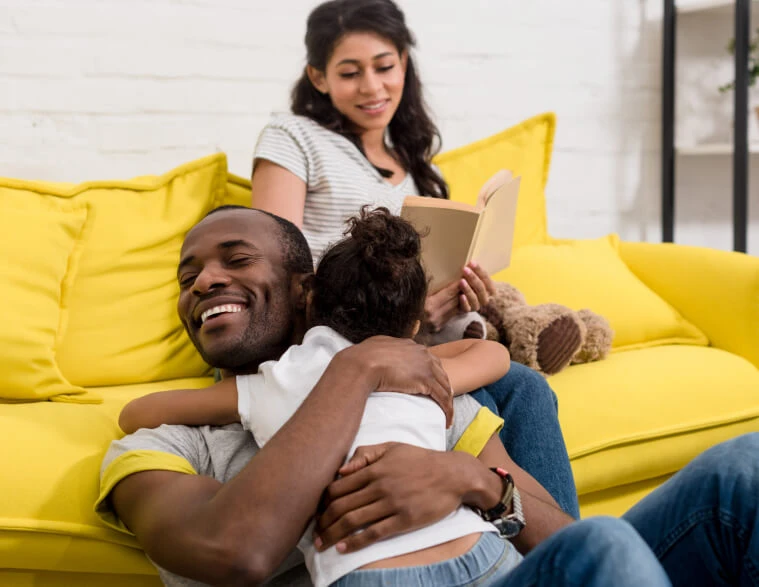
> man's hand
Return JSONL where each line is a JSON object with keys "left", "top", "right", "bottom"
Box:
{"left": 313, "top": 443, "right": 467, "bottom": 553}
{"left": 337, "top": 337, "right": 453, "bottom": 426}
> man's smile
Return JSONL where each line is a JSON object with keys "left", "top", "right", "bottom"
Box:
{"left": 200, "top": 303, "right": 245, "bottom": 325}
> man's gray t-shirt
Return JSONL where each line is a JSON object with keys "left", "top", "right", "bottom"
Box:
{"left": 96, "top": 394, "right": 503, "bottom": 586}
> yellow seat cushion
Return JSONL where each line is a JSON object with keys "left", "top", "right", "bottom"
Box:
{"left": 0, "top": 196, "right": 97, "bottom": 403}
{"left": 494, "top": 235, "right": 708, "bottom": 350}
{"left": 433, "top": 112, "right": 555, "bottom": 248}
{"left": 0, "top": 378, "right": 211, "bottom": 576}
{"left": 554, "top": 345, "right": 759, "bottom": 496}
{"left": 25, "top": 154, "right": 227, "bottom": 388}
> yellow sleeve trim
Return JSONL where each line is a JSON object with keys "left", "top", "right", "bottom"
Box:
{"left": 454, "top": 407, "right": 504, "bottom": 457}
{"left": 94, "top": 450, "right": 197, "bottom": 534}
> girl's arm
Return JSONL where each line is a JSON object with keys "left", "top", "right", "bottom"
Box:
{"left": 251, "top": 159, "right": 307, "bottom": 228}
{"left": 118, "top": 378, "right": 239, "bottom": 434}
{"left": 430, "top": 339, "right": 510, "bottom": 395}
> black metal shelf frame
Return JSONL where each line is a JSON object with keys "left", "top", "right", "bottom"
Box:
{"left": 662, "top": 0, "right": 750, "bottom": 253}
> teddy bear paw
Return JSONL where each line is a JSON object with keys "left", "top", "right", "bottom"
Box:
{"left": 537, "top": 315, "right": 584, "bottom": 375}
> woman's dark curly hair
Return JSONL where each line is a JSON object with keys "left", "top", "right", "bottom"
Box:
{"left": 311, "top": 207, "right": 427, "bottom": 343}
{"left": 291, "top": 0, "right": 449, "bottom": 199}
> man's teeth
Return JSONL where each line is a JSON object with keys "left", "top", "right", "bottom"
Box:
{"left": 200, "top": 304, "right": 243, "bottom": 324}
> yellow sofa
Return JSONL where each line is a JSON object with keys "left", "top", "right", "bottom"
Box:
{"left": 2, "top": 114, "right": 758, "bottom": 585}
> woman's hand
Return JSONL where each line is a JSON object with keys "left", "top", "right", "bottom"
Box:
{"left": 337, "top": 337, "right": 453, "bottom": 426}
{"left": 422, "top": 262, "right": 497, "bottom": 333}
{"left": 423, "top": 280, "right": 462, "bottom": 333}
{"left": 313, "top": 443, "right": 470, "bottom": 553}
{"left": 458, "top": 262, "right": 496, "bottom": 313}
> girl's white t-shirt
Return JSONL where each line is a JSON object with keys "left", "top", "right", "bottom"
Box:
{"left": 236, "top": 326, "right": 499, "bottom": 587}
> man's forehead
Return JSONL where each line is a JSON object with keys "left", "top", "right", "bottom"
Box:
{"left": 182, "top": 209, "right": 279, "bottom": 255}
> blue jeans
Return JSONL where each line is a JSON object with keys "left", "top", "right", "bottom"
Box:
{"left": 332, "top": 532, "right": 522, "bottom": 587}
{"left": 470, "top": 363, "right": 580, "bottom": 519}
{"left": 624, "top": 433, "right": 759, "bottom": 586}
{"left": 332, "top": 519, "right": 670, "bottom": 587}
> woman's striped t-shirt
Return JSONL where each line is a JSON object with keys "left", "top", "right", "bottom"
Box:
{"left": 253, "top": 113, "right": 420, "bottom": 265}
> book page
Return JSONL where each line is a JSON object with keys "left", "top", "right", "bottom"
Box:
{"left": 402, "top": 195, "right": 477, "bottom": 213}
{"left": 468, "top": 177, "right": 520, "bottom": 276}
{"left": 475, "top": 169, "right": 513, "bottom": 211}
{"left": 401, "top": 205, "right": 480, "bottom": 292}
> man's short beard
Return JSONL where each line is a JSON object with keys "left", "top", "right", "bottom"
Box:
{"left": 193, "top": 316, "right": 294, "bottom": 373}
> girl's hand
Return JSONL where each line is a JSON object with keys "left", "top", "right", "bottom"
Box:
{"left": 458, "top": 262, "right": 496, "bottom": 313}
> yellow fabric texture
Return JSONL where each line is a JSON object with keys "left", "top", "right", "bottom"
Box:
{"left": 0, "top": 570, "right": 162, "bottom": 587}
{"left": 453, "top": 407, "right": 504, "bottom": 456}
{"left": 0, "top": 196, "right": 98, "bottom": 403}
{"left": 96, "top": 451, "right": 197, "bottom": 534}
{"left": 433, "top": 112, "right": 555, "bottom": 248}
{"left": 32, "top": 154, "right": 226, "bottom": 387}
{"left": 225, "top": 172, "right": 253, "bottom": 207}
{"left": 619, "top": 241, "right": 759, "bottom": 369}
{"left": 493, "top": 234, "right": 708, "bottom": 350}
{"left": 552, "top": 345, "right": 759, "bottom": 497}
{"left": 0, "top": 378, "right": 211, "bottom": 576}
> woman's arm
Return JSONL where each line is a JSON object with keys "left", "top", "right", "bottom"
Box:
{"left": 251, "top": 159, "right": 307, "bottom": 227}
{"left": 430, "top": 339, "right": 510, "bottom": 395}
{"left": 118, "top": 379, "right": 239, "bottom": 434}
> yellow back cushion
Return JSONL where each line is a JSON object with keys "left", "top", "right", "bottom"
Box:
{"left": 0, "top": 195, "right": 99, "bottom": 403}
{"left": 434, "top": 113, "right": 555, "bottom": 247}
{"left": 226, "top": 172, "right": 253, "bottom": 207}
{"left": 12, "top": 154, "right": 227, "bottom": 388}
{"left": 494, "top": 235, "right": 709, "bottom": 350}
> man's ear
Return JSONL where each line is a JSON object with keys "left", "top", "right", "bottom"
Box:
{"left": 291, "top": 272, "right": 315, "bottom": 311}
{"left": 306, "top": 65, "right": 329, "bottom": 95}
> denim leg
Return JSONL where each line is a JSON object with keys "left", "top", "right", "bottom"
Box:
{"left": 623, "top": 433, "right": 759, "bottom": 587}
{"left": 470, "top": 363, "right": 580, "bottom": 519}
{"left": 498, "top": 517, "right": 671, "bottom": 586}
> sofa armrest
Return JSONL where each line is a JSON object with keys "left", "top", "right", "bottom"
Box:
{"left": 619, "top": 241, "right": 759, "bottom": 369}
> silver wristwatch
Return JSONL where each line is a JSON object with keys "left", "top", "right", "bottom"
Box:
{"left": 481, "top": 467, "right": 526, "bottom": 539}
{"left": 491, "top": 485, "right": 525, "bottom": 538}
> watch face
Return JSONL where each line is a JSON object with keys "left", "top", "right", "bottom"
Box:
{"left": 500, "top": 517, "right": 525, "bottom": 539}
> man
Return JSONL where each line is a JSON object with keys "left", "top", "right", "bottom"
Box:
{"left": 97, "top": 207, "right": 759, "bottom": 586}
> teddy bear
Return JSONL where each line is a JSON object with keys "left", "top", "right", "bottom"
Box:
{"left": 477, "top": 282, "right": 614, "bottom": 376}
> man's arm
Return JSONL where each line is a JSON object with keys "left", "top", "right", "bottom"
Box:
{"left": 468, "top": 434, "right": 573, "bottom": 554}
{"left": 314, "top": 437, "right": 572, "bottom": 556}
{"left": 109, "top": 337, "right": 452, "bottom": 586}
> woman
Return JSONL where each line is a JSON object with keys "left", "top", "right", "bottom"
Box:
{"left": 250, "top": 0, "right": 579, "bottom": 518}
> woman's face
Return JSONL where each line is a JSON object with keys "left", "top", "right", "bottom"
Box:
{"left": 309, "top": 32, "right": 407, "bottom": 134}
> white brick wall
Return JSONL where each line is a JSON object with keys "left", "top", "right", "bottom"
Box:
{"left": 1, "top": 0, "right": 751, "bottom": 252}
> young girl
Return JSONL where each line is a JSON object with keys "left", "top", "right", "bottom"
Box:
{"left": 119, "top": 208, "right": 523, "bottom": 587}
{"left": 249, "top": 0, "right": 580, "bottom": 519}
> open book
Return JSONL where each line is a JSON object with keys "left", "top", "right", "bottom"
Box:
{"left": 400, "top": 170, "right": 520, "bottom": 292}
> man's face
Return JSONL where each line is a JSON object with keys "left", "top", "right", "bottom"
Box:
{"left": 177, "top": 209, "right": 297, "bottom": 372}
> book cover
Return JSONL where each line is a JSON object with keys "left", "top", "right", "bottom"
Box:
{"left": 401, "top": 172, "right": 520, "bottom": 292}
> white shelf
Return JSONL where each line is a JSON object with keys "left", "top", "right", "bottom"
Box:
{"left": 677, "top": 0, "right": 758, "bottom": 15}
{"left": 677, "top": 142, "right": 759, "bottom": 154}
